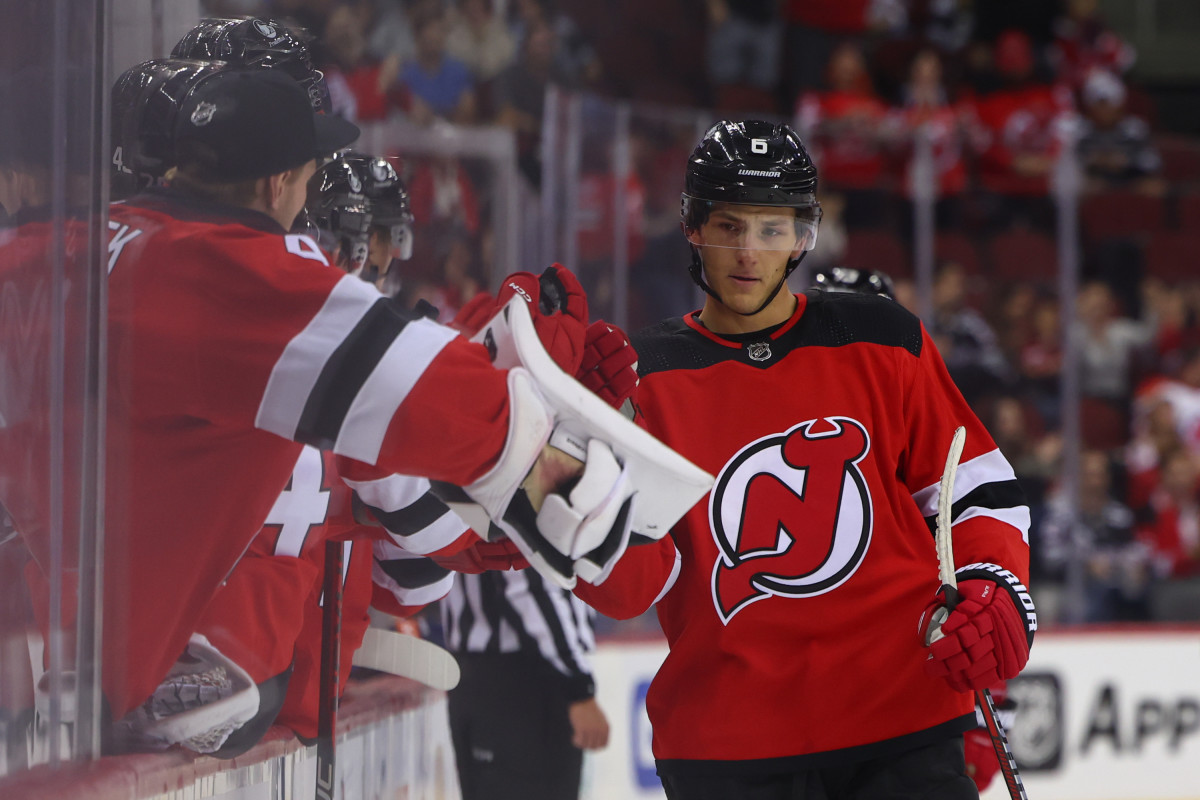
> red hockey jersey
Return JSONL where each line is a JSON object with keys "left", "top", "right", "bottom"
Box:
{"left": 88, "top": 189, "right": 509, "bottom": 718}
{"left": 579, "top": 291, "right": 1034, "bottom": 774}
{"left": 198, "top": 445, "right": 467, "bottom": 740}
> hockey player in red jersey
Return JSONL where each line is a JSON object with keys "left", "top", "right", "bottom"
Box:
{"left": 107, "top": 137, "right": 644, "bottom": 754}
{"left": 2, "top": 66, "right": 652, "bottom": 744}
{"left": 575, "top": 120, "right": 1036, "bottom": 799}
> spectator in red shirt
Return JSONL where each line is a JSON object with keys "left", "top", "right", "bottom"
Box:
{"left": 794, "top": 40, "right": 897, "bottom": 225}
{"left": 1140, "top": 448, "right": 1200, "bottom": 579}
{"left": 971, "top": 29, "right": 1075, "bottom": 225}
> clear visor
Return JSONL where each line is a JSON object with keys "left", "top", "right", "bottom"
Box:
{"left": 683, "top": 196, "right": 820, "bottom": 254}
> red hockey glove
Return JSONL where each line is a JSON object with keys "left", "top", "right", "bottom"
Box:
{"left": 576, "top": 321, "right": 638, "bottom": 409}
{"left": 430, "top": 537, "right": 530, "bottom": 574}
{"left": 922, "top": 579, "right": 1030, "bottom": 692}
{"left": 449, "top": 264, "right": 589, "bottom": 374}
{"left": 963, "top": 728, "right": 1001, "bottom": 792}
{"left": 449, "top": 290, "right": 497, "bottom": 335}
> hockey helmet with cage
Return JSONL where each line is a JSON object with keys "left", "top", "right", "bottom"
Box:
{"left": 171, "top": 17, "right": 331, "bottom": 114}
{"left": 110, "top": 57, "right": 229, "bottom": 199}
{"left": 306, "top": 156, "right": 374, "bottom": 274}
{"left": 681, "top": 119, "right": 822, "bottom": 314}
{"left": 812, "top": 266, "right": 895, "bottom": 299}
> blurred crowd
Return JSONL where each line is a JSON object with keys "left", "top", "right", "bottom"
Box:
{"left": 207, "top": 0, "right": 1199, "bottom": 629}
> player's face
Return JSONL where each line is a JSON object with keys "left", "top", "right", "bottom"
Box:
{"left": 690, "top": 204, "right": 807, "bottom": 327}
{"left": 368, "top": 227, "right": 392, "bottom": 282}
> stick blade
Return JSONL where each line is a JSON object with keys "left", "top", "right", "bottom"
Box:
{"left": 352, "top": 628, "right": 461, "bottom": 691}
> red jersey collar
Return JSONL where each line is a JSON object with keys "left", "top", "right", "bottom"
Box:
{"left": 682, "top": 293, "right": 808, "bottom": 349}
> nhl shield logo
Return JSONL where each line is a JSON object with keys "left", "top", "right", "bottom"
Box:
{"left": 747, "top": 342, "right": 771, "bottom": 362}
{"left": 709, "top": 416, "right": 873, "bottom": 623}
{"left": 190, "top": 101, "right": 218, "bottom": 127}
{"left": 253, "top": 19, "right": 278, "bottom": 39}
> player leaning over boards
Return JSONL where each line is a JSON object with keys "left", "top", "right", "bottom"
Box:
{"left": 574, "top": 120, "right": 1036, "bottom": 800}
{"left": 56, "top": 68, "right": 658, "bottom": 729}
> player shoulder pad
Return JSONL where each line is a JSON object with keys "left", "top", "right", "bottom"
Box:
{"left": 803, "top": 290, "right": 923, "bottom": 357}
{"left": 630, "top": 317, "right": 713, "bottom": 378}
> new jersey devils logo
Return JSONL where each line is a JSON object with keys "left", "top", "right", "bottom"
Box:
{"left": 711, "top": 416, "right": 873, "bottom": 623}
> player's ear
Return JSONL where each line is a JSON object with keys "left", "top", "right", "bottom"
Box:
{"left": 264, "top": 171, "right": 289, "bottom": 209}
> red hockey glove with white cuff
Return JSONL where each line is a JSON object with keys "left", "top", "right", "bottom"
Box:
{"left": 577, "top": 321, "right": 638, "bottom": 410}
{"left": 450, "top": 264, "right": 589, "bottom": 374}
{"left": 922, "top": 579, "right": 1030, "bottom": 692}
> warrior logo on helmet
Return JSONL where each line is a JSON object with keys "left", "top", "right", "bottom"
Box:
{"left": 710, "top": 416, "right": 873, "bottom": 623}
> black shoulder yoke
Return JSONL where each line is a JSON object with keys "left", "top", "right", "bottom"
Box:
{"left": 632, "top": 291, "right": 924, "bottom": 377}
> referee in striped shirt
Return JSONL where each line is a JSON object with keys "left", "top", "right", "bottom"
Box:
{"left": 440, "top": 568, "right": 609, "bottom": 800}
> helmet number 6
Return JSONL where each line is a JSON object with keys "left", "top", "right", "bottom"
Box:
{"left": 751, "top": 139, "right": 768, "bottom": 154}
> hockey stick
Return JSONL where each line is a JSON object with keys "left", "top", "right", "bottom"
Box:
{"left": 316, "top": 541, "right": 345, "bottom": 800}
{"left": 928, "top": 426, "right": 1029, "bottom": 800}
{"left": 352, "top": 628, "right": 461, "bottom": 692}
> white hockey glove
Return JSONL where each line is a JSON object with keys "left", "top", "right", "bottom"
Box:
{"left": 434, "top": 368, "right": 637, "bottom": 588}
{"left": 434, "top": 299, "right": 712, "bottom": 589}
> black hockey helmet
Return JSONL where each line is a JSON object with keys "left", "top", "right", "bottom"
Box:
{"left": 681, "top": 119, "right": 822, "bottom": 314}
{"left": 171, "top": 17, "right": 331, "bottom": 114}
{"left": 306, "top": 155, "right": 374, "bottom": 273}
{"left": 110, "top": 57, "right": 229, "bottom": 199}
{"left": 352, "top": 155, "right": 414, "bottom": 262}
{"left": 812, "top": 266, "right": 896, "bottom": 299}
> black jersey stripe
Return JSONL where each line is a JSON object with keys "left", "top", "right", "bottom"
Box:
{"left": 367, "top": 492, "right": 452, "bottom": 537}
{"left": 294, "top": 298, "right": 415, "bottom": 449}
{"left": 374, "top": 554, "right": 452, "bottom": 589}
{"left": 923, "top": 479, "right": 1028, "bottom": 534}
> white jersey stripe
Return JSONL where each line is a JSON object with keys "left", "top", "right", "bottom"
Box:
{"left": 386, "top": 510, "right": 469, "bottom": 555}
{"left": 257, "top": 275, "right": 382, "bottom": 439}
{"left": 334, "top": 318, "right": 459, "bottom": 464}
{"left": 370, "top": 541, "right": 455, "bottom": 606}
{"left": 342, "top": 472, "right": 431, "bottom": 511}
{"left": 653, "top": 546, "right": 684, "bottom": 605}
{"left": 956, "top": 505, "right": 1031, "bottom": 544}
{"left": 342, "top": 472, "right": 471, "bottom": 554}
{"left": 911, "top": 448, "right": 1017, "bottom": 517}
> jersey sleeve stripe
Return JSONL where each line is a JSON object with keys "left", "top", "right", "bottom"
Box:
{"left": 910, "top": 448, "right": 1017, "bottom": 517}
{"left": 382, "top": 506, "right": 470, "bottom": 554}
{"left": 372, "top": 560, "right": 454, "bottom": 607}
{"left": 352, "top": 482, "right": 473, "bottom": 555}
{"left": 920, "top": 480, "right": 1028, "bottom": 529}
{"left": 371, "top": 542, "right": 454, "bottom": 606}
{"left": 296, "top": 301, "right": 415, "bottom": 450}
{"left": 333, "top": 318, "right": 458, "bottom": 463}
{"left": 257, "top": 275, "right": 382, "bottom": 441}
{"left": 652, "top": 546, "right": 684, "bottom": 605}
{"left": 953, "top": 506, "right": 1031, "bottom": 542}
{"left": 367, "top": 491, "right": 452, "bottom": 535}
{"left": 342, "top": 472, "right": 430, "bottom": 513}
